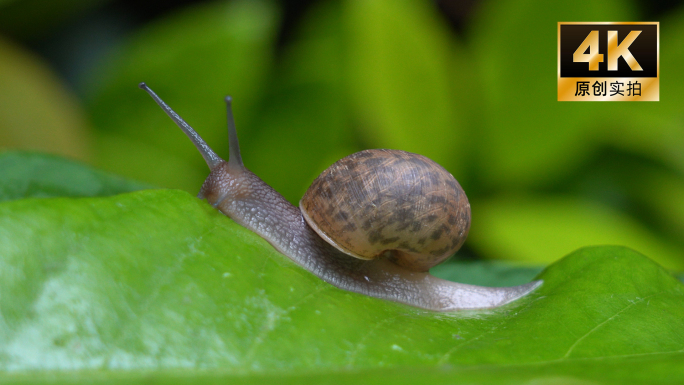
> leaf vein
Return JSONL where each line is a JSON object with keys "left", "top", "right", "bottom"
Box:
{"left": 562, "top": 292, "right": 661, "bottom": 359}
{"left": 243, "top": 284, "right": 334, "bottom": 366}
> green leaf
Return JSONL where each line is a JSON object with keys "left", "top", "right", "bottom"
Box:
{"left": 343, "top": 0, "right": 469, "bottom": 174}
{"left": 237, "top": 0, "right": 353, "bottom": 205}
{"left": 0, "top": 152, "right": 150, "bottom": 202}
{"left": 85, "top": 0, "right": 279, "bottom": 192}
{"left": 565, "top": 155, "right": 684, "bottom": 261}
{"left": 597, "top": 6, "right": 684, "bottom": 175}
{"left": 468, "top": 195, "right": 684, "bottom": 270}
{"left": 1, "top": 191, "right": 683, "bottom": 383}
{"left": 431, "top": 260, "right": 543, "bottom": 288}
{"left": 468, "top": 0, "right": 636, "bottom": 188}
{"left": 242, "top": 0, "right": 472, "bottom": 204}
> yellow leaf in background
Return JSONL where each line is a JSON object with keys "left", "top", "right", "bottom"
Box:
{"left": 0, "top": 37, "right": 91, "bottom": 162}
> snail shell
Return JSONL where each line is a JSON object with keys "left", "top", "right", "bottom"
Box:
{"left": 301, "top": 149, "right": 470, "bottom": 272}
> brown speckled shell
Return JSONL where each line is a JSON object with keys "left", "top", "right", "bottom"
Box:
{"left": 300, "top": 149, "right": 470, "bottom": 272}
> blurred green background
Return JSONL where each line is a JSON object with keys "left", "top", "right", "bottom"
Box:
{"left": 1, "top": 0, "right": 683, "bottom": 270}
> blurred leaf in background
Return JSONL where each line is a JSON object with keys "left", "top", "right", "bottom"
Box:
{"left": 86, "top": 0, "right": 279, "bottom": 191}
{"left": 0, "top": 36, "right": 91, "bottom": 161}
{"left": 468, "top": 0, "right": 634, "bottom": 189}
{"left": 0, "top": 0, "right": 683, "bottom": 270}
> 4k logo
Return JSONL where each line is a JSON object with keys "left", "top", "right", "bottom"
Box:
{"left": 558, "top": 22, "right": 659, "bottom": 101}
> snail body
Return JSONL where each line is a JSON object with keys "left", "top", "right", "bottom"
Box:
{"left": 140, "top": 83, "right": 541, "bottom": 311}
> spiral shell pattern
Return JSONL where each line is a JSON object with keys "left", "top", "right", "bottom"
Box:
{"left": 300, "top": 149, "right": 470, "bottom": 272}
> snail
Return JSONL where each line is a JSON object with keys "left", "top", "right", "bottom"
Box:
{"left": 139, "top": 83, "right": 542, "bottom": 311}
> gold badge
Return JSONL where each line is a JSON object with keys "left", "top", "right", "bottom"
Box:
{"left": 558, "top": 22, "right": 659, "bottom": 101}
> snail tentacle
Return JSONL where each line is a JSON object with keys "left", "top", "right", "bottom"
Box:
{"left": 224, "top": 96, "right": 243, "bottom": 168}
{"left": 139, "top": 82, "right": 223, "bottom": 170}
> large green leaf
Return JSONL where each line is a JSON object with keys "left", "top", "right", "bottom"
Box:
{"left": 1, "top": 190, "right": 682, "bottom": 383}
